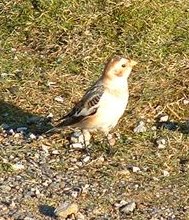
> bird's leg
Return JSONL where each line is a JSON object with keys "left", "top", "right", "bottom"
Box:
{"left": 105, "top": 133, "right": 117, "bottom": 156}
{"left": 82, "top": 129, "right": 91, "bottom": 154}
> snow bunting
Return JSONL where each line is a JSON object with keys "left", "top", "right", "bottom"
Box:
{"left": 46, "top": 56, "right": 137, "bottom": 144}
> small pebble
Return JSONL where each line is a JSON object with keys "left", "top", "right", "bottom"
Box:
{"left": 159, "top": 115, "right": 169, "bottom": 122}
{"left": 156, "top": 137, "right": 166, "bottom": 149}
{"left": 12, "top": 162, "right": 25, "bottom": 170}
{"left": 52, "top": 150, "right": 59, "bottom": 155}
{"left": 24, "top": 217, "right": 35, "bottom": 220}
{"left": 82, "top": 155, "right": 90, "bottom": 163}
{"left": 47, "top": 113, "right": 53, "bottom": 118}
{"left": 82, "top": 184, "right": 90, "bottom": 194}
{"left": 70, "top": 131, "right": 91, "bottom": 146}
{"left": 107, "top": 134, "right": 116, "bottom": 146}
{"left": 17, "top": 127, "right": 27, "bottom": 132}
{"left": 35, "top": 188, "right": 40, "bottom": 196}
{"left": 70, "top": 131, "right": 84, "bottom": 144}
{"left": 75, "top": 162, "right": 83, "bottom": 167}
{"left": 132, "top": 166, "right": 141, "bottom": 173}
{"left": 8, "top": 129, "right": 15, "bottom": 135}
{"left": 9, "top": 201, "right": 16, "bottom": 208}
{"left": 119, "top": 201, "right": 136, "bottom": 214}
{"left": 55, "top": 202, "right": 79, "bottom": 218}
{"left": 162, "top": 170, "right": 170, "bottom": 177}
{"left": 150, "top": 217, "right": 159, "bottom": 220}
{"left": 151, "top": 126, "right": 157, "bottom": 131}
{"left": 38, "top": 135, "right": 44, "bottom": 140}
{"left": 114, "top": 200, "right": 127, "bottom": 208}
{"left": 71, "top": 143, "right": 84, "bottom": 149}
{"left": 133, "top": 121, "right": 147, "bottom": 133}
{"left": 71, "top": 187, "right": 81, "bottom": 198}
{"left": 29, "top": 133, "right": 37, "bottom": 140}
{"left": 183, "top": 99, "right": 189, "bottom": 105}
{"left": 54, "top": 96, "right": 64, "bottom": 103}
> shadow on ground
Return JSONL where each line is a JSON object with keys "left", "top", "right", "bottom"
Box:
{"left": 38, "top": 204, "right": 56, "bottom": 218}
{"left": 156, "top": 120, "right": 189, "bottom": 134}
{"left": 0, "top": 100, "right": 53, "bottom": 135}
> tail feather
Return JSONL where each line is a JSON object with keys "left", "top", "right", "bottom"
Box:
{"left": 45, "top": 116, "right": 80, "bottom": 136}
{"left": 45, "top": 127, "right": 61, "bottom": 135}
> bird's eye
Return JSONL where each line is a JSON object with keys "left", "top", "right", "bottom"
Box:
{"left": 122, "top": 64, "right": 126, "bottom": 68}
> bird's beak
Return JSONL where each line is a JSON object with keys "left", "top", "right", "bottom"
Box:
{"left": 129, "top": 59, "right": 138, "bottom": 67}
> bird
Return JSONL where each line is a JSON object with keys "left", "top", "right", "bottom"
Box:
{"left": 46, "top": 55, "right": 137, "bottom": 146}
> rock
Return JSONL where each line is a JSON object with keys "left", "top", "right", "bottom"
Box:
{"left": 71, "top": 143, "right": 84, "bottom": 149}
{"left": 114, "top": 200, "right": 127, "bottom": 208}
{"left": 82, "top": 155, "right": 90, "bottom": 163}
{"left": 151, "top": 126, "right": 157, "bottom": 131}
{"left": 12, "top": 162, "right": 25, "bottom": 170}
{"left": 159, "top": 115, "right": 169, "bottom": 122}
{"left": 131, "top": 166, "right": 141, "bottom": 173}
{"left": 70, "top": 131, "right": 91, "bottom": 146}
{"left": 155, "top": 137, "right": 166, "bottom": 149}
{"left": 35, "top": 188, "right": 41, "bottom": 196}
{"left": 133, "top": 121, "right": 147, "bottom": 133}
{"left": 28, "top": 133, "right": 37, "bottom": 140}
{"left": 16, "top": 127, "right": 27, "bottom": 133}
{"left": 47, "top": 113, "right": 53, "bottom": 118}
{"left": 70, "top": 131, "right": 84, "bottom": 144}
{"left": 38, "top": 135, "right": 44, "bottom": 140}
{"left": 54, "top": 96, "right": 64, "bottom": 103}
{"left": 52, "top": 150, "right": 60, "bottom": 155}
{"left": 183, "top": 99, "right": 189, "bottom": 105}
{"left": 75, "top": 162, "right": 83, "bottom": 167}
{"left": 24, "top": 217, "right": 35, "bottom": 220}
{"left": 119, "top": 201, "right": 136, "bottom": 214}
{"left": 71, "top": 190, "right": 79, "bottom": 198}
{"left": 150, "top": 217, "right": 159, "bottom": 220}
{"left": 107, "top": 133, "right": 116, "bottom": 146}
{"left": 8, "top": 129, "right": 15, "bottom": 135}
{"left": 162, "top": 170, "right": 170, "bottom": 177}
{"left": 82, "top": 184, "right": 90, "bottom": 195}
{"left": 9, "top": 201, "right": 16, "bottom": 208}
{"left": 55, "top": 202, "right": 79, "bottom": 218}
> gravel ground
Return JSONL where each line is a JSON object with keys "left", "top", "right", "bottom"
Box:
{"left": 0, "top": 117, "right": 189, "bottom": 220}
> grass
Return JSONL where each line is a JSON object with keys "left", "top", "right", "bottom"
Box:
{"left": 0, "top": 0, "right": 189, "bottom": 219}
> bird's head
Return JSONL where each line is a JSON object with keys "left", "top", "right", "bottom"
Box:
{"left": 103, "top": 56, "right": 137, "bottom": 81}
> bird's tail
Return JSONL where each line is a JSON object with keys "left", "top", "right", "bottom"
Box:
{"left": 45, "top": 120, "right": 68, "bottom": 135}
{"left": 45, "top": 127, "right": 60, "bottom": 135}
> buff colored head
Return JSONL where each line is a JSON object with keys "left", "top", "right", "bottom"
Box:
{"left": 103, "top": 55, "right": 137, "bottom": 80}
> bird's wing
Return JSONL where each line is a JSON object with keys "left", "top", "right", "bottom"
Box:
{"left": 55, "top": 80, "right": 104, "bottom": 128}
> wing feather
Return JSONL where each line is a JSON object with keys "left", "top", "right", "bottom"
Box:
{"left": 55, "top": 81, "right": 104, "bottom": 128}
